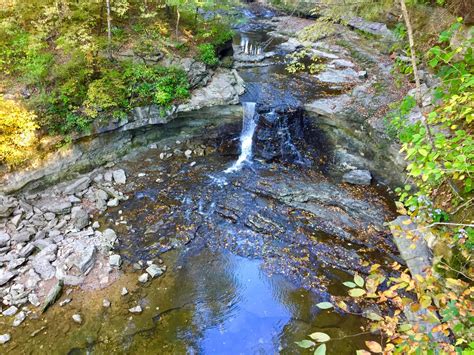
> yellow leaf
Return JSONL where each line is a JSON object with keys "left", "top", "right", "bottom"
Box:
{"left": 349, "top": 288, "right": 366, "bottom": 297}
{"left": 365, "top": 340, "right": 383, "bottom": 353}
{"left": 420, "top": 295, "right": 432, "bottom": 309}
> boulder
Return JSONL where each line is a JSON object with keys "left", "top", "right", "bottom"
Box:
{"left": 37, "top": 198, "right": 72, "bottom": 214}
{"left": 71, "top": 243, "right": 96, "bottom": 274}
{"left": 112, "top": 169, "right": 126, "bottom": 184}
{"left": 305, "top": 95, "right": 352, "bottom": 116}
{"left": 32, "top": 244, "right": 58, "bottom": 280}
{"left": 0, "top": 196, "right": 15, "bottom": 218}
{"left": 0, "top": 270, "right": 16, "bottom": 286}
{"left": 70, "top": 206, "right": 89, "bottom": 230}
{"left": 0, "top": 231, "right": 10, "bottom": 247}
{"left": 315, "top": 68, "right": 360, "bottom": 85}
{"left": 342, "top": 170, "right": 372, "bottom": 185}
{"left": 32, "top": 258, "right": 55, "bottom": 280}
{"left": 64, "top": 177, "right": 91, "bottom": 195}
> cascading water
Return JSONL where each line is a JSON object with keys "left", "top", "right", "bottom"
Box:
{"left": 240, "top": 36, "right": 263, "bottom": 56}
{"left": 225, "top": 102, "right": 258, "bottom": 173}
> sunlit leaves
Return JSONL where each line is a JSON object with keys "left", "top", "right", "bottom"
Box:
{"left": 316, "top": 302, "right": 333, "bottom": 309}
{"left": 309, "top": 332, "right": 331, "bottom": 342}
{"left": 314, "top": 344, "right": 326, "bottom": 355}
{"left": 365, "top": 341, "right": 383, "bottom": 353}
{"left": 295, "top": 340, "right": 315, "bottom": 348}
{"left": 348, "top": 288, "right": 366, "bottom": 297}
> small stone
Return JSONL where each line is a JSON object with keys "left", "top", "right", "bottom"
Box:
{"left": 19, "top": 243, "right": 35, "bottom": 258}
{"left": 0, "top": 334, "right": 11, "bottom": 344}
{"left": 104, "top": 171, "right": 113, "bottom": 182}
{"left": 28, "top": 293, "right": 40, "bottom": 307}
{"left": 72, "top": 314, "right": 82, "bottom": 324}
{"left": 358, "top": 70, "right": 368, "bottom": 79}
{"left": 0, "top": 231, "right": 10, "bottom": 247}
{"left": 112, "top": 169, "right": 126, "bottom": 184}
{"left": 0, "top": 270, "right": 16, "bottom": 286}
{"left": 107, "top": 199, "right": 119, "bottom": 207}
{"left": 184, "top": 150, "right": 193, "bottom": 159}
{"left": 12, "top": 311, "right": 26, "bottom": 327}
{"left": 129, "top": 305, "right": 142, "bottom": 314}
{"left": 121, "top": 287, "right": 128, "bottom": 296}
{"left": 146, "top": 264, "right": 163, "bottom": 278}
{"left": 190, "top": 162, "right": 196, "bottom": 167}
{"left": 44, "top": 212, "right": 55, "bottom": 221}
{"left": 132, "top": 263, "right": 142, "bottom": 270}
{"left": 92, "top": 221, "right": 100, "bottom": 229}
{"left": 137, "top": 173, "right": 146, "bottom": 177}
{"left": 109, "top": 254, "right": 121, "bottom": 267}
{"left": 59, "top": 298, "right": 72, "bottom": 307}
{"left": 71, "top": 206, "right": 89, "bottom": 230}
{"left": 138, "top": 273, "right": 149, "bottom": 283}
{"left": 2, "top": 305, "right": 18, "bottom": 316}
{"left": 103, "top": 299, "right": 111, "bottom": 308}
{"left": 10, "top": 213, "right": 23, "bottom": 227}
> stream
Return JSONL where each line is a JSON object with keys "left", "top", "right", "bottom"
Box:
{"left": 3, "top": 6, "right": 400, "bottom": 354}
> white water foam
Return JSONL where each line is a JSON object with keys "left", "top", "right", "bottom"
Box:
{"left": 225, "top": 102, "right": 257, "bottom": 173}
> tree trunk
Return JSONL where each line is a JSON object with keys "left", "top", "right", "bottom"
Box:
{"left": 106, "top": 0, "right": 112, "bottom": 59}
{"left": 176, "top": 7, "right": 180, "bottom": 38}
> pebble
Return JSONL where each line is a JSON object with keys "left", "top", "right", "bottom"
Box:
{"left": 59, "top": 298, "right": 72, "bottom": 307}
{"left": 121, "top": 287, "right": 128, "bottom": 296}
{"left": 109, "top": 254, "right": 122, "bottom": 267}
{"left": 72, "top": 314, "right": 82, "bottom": 324}
{"left": 2, "top": 306, "right": 18, "bottom": 317}
{"left": 107, "top": 199, "right": 119, "bottom": 207}
{"left": 129, "top": 305, "right": 142, "bottom": 314}
{"left": 12, "top": 311, "right": 26, "bottom": 327}
{"left": 138, "top": 273, "right": 149, "bottom": 283}
{"left": 92, "top": 221, "right": 100, "bottom": 229}
{"left": 0, "top": 334, "right": 10, "bottom": 344}
{"left": 103, "top": 299, "right": 111, "bottom": 308}
{"left": 146, "top": 264, "right": 163, "bottom": 278}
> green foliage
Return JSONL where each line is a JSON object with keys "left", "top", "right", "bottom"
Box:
{"left": 197, "top": 43, "right": 219, "bottom": 66}
{"left": 392, "top": 21, "right": 473, "bottom": 209}
{"left": 123, "top": 63, "right": 190, "bottom": 108}
{"left": 84, "top": 69, "right": 128, "bottom": 120}
{"left": 384, "top": 20, "right": 474, "bottom": 354}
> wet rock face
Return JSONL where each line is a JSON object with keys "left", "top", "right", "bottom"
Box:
{"left": 253, "top": 106, "right": 306, "bottom": 162}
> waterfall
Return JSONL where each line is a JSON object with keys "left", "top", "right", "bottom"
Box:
{"left": 240, "top": 36, "right": 263, "bottom": 56}
{"left": 225, "top": 102, "right": 257, "bottom": 173}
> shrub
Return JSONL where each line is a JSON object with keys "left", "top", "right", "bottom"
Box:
{"left": 123, "top": 63, "right": 190, "bottom": 108}
{"left": 0, "top": 96, "right": 38, "bottom": 168}
{"left": 197, "top": 43, "right": 219, "bottom": 66}
{"left": 84, "top": 69, "right": 128, "bottom": 119}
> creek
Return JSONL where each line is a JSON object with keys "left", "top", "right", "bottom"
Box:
{"left": 2, "top": 6, "right": 401, "bottom": 354}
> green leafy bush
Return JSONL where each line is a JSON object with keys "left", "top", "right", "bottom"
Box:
{"left": 123, "top": 63, "right": 190, "bottom": 108}
{"left": 84, "top": 69, "right": 128, "bottom": 120}
{"left": 197, "top": 43, "right": 219, "bottom": 66}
